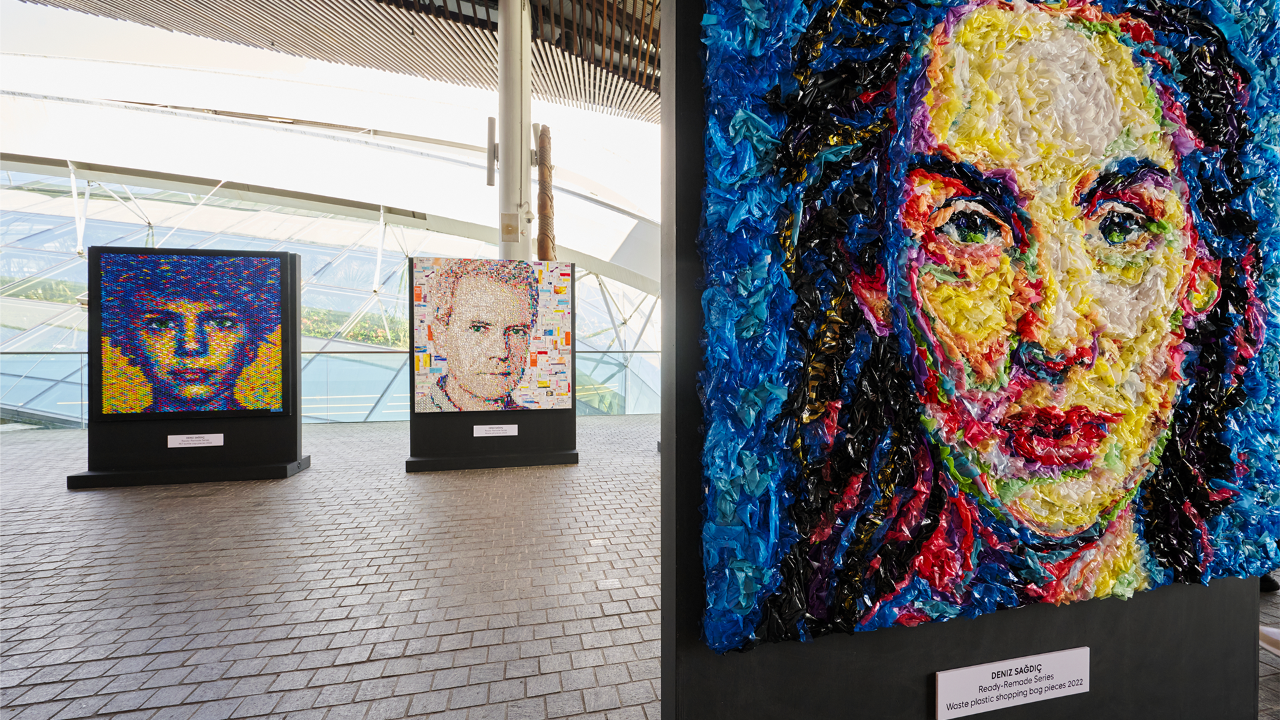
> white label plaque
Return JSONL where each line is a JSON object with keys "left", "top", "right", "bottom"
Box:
{"left": 936, "top": 647, "right": 1089, "bottom": 719}
{"left": 473, "top": 425, "right": 518, "bottom": 437}
{"left": 167, "top": 434, "right": 224, "bottom": 448}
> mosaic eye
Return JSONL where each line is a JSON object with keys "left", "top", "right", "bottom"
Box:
{"left": 210, "top": 317, "right": 237, "bottom": 329}
{"left": 144, "top": 317, "right": 177, "bottom": 330}
{"left": 1095, "top": 203, "right": 1152, "bottom": 246}
{"left": 935, "top": 200, "right": 1006, "bottom": 245}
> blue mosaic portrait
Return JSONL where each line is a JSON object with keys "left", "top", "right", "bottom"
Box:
{"left": 98, "top": 251, "right": 284, "bottom": 415}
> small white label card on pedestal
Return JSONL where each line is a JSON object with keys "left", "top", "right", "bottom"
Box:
{"left": 936, "top": 647, "right": 1089, "bottom": 719}
{"left": 473, "top": 425, "right": 518, "bottom": 437}
{"left": 167, "top": 434, "right": 225, "bottom": 448}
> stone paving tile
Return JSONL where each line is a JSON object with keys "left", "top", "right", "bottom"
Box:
{"left": 1263, "top": 579, "right": 1280, "bottom": 716}
{"left": 1, "top": 417, "right": 660, "bottom": 720}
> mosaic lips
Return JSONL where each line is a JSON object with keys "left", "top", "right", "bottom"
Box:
{"left": 999, "top": 405, "right": 1124, "bottom": 466}
{"left": 168, "top": 369, "right": 216, "bottom": 385}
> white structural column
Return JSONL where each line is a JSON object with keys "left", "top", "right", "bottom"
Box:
{"left": 497, "top": 0, "right": 534, "bottom": 261}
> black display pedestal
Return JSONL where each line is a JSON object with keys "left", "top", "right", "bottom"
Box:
{"left": 68, "top": 460, "right": 310, "bottom": 489}
{"left": 405, "top": 407, "right": 577, "bottom": 472}
{"left": 67, "top": 414, "right": 310, "bottom": 489}
{"left": 69, "top": 249, "right": 308, "bottom": 490}
{"left": 658, "top": 0, "right": 1259, "bottom": 717}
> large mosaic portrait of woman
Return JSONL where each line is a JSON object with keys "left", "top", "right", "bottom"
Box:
{"left": 95, "top": 249, "right": 285, "bottom": 418}
{"left": 699, "top": 0, "right": 1280, "bottom": 650}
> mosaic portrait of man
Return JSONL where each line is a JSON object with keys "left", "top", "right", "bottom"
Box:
{"left": 412, "top": 258, "right": 573, "bottom": 413}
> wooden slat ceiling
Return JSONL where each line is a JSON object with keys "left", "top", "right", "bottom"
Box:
{"left": 18, "top": 0, "right": 660, "bottom": 123}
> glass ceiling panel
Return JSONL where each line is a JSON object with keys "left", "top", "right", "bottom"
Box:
{"left": 166, "top": 206, "right": 259, "bottom": 235}
{"left": 0, "top": 249, "right": 75, "bottom": 289}
{"left": 311, "top": 250, "right": 383, "bottom": 291}
{"left": 0, "top": 190, "right": 66, "bottom": 214}
{"left": 0, "top": 172, "right": 660, "bottom": 423}
{"left": 1, "top": 258, "right": 88, "bottom": 305}
{"left": 574, "top": 277, "right": 621, "bottom": 352}
{"left": 300, "top": 287, "right": 370, "bottom": 342}
{"left": 9, "top": 219, "right": 139, "bottom": 253}
{"left": 0, "top": 172, "right": 50, "bottom": 187}
{"left": 291, "top": 217, "right": 374, "bottom": 249}
{"left": 338, "top": 295, "right": 408, "bottom": 350}
{"left": 0, "top": 299, "right": 76, "bottom": 344}
{"left": 0, "top": 307, "right": 87, "bottom": 352}
{"left": 228, "top": 212, "right": 320, "bottom": 241}
{"left": 111, "top": 227, "right": 214, "bottom": 249}
{"left": 595, "top": 274, "right": 660, "bottom": 352}
{"left": 199, "top": 234, "right": 281, "bottom": 252}
{"left": 274, "top": 241, "right": 342, "bottom": 282}
{"left": 400, "top": 230, "right": 497, "bottom": 259}
{"left": 1, "top": 213, "right": 72, "bottom": 246}
{"left": 379, "top": 259, "right": 411, "bottom": 296}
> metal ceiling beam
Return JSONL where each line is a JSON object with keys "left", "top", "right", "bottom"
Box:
{"left": 17, "top": 0, "right": 659, "bottom": 122}
{"left": 0, "top": 152, "right": 661, "bottom": 296}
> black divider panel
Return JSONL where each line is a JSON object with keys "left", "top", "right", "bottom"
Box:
{"left": 69, "top": 251, "right": 307, "bottom": 489}
{"left": 658, "top": 0, "right": 1259, "bottom": 716}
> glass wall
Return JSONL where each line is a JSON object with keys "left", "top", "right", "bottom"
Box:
{"left": 0, "top": 171, "right": 659, "bottom": 427}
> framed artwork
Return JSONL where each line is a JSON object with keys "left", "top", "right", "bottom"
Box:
{"left": 90, "top": 248, "right": 288, "bottom": 420}
{"left": 411, "top": 258, "right": 573, "bottom": 412}
{"left": 698, "top": 0, "right": 1280, "bottom": 650}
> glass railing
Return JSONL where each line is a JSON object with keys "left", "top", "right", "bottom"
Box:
{"left": 576, "top": 350, "right": 660, "bottom": 415}
{"left": 0, "top": 352, "right": 88, "bottom": 428}
{"left": 0, "top": 349, "right": 659, "bottom": 428}
{"left": 301, "top": 351, "right": 410, "bottom": 423}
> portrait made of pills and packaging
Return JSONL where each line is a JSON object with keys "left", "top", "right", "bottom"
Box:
{"left": 412, "top": 259, "right": 573, "bottom": 413}
{"left": 97, "top": 251, "right": 285, "bottom": 418}
{"left": 699, "top": 0, "right": 1280, "bottom": 651}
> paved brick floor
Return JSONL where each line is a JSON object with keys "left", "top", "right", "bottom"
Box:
{"left": 5, "top": 416, "right": 1275, "bottom": 719}
{"left": 0, "top": 416, "right": 660, "bottom": 720}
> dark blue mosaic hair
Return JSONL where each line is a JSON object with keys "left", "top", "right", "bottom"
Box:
{"left": 101, "top": 253, "right": 282, "bottom": 362}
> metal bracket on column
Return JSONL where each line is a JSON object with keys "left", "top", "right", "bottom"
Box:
{"left": 486, "top": 117, "right": 497, "bottom": 187}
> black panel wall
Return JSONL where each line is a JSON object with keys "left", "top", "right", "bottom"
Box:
{"left": 657, "top": 0, "right": 1260, "bottom": 717}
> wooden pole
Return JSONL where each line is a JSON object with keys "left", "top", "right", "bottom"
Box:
{"left": 537, "top": 125, "right": 557, "bottom": 261}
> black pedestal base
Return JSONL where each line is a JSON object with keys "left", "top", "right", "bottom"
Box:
{"left": 68, "top": 456, "right": 311, "bottom": 489}
{"left": 406, "top": 450, "right": 578, "bottom": 473}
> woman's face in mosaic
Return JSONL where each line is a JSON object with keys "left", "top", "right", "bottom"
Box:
{"left": 893, "top": 4, "right": 1217, "bottom": 536}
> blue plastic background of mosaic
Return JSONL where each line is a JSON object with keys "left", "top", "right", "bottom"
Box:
{"left": 697, "top": 0, "right": 1280, "bottom": 652}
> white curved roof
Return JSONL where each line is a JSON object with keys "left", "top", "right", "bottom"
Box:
{"left": 0, "top": 0, "right": 659, "bottom": 289}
